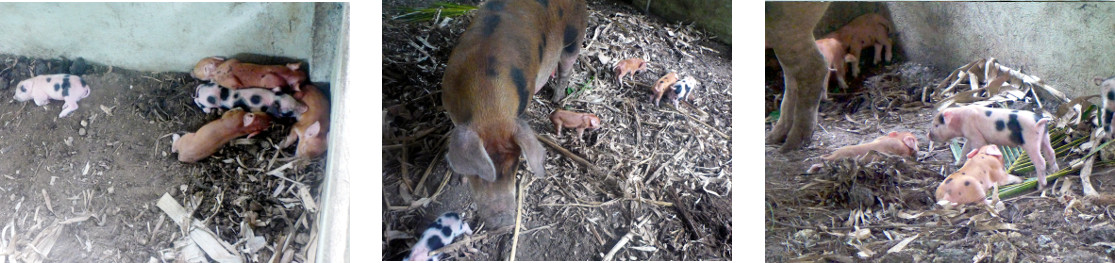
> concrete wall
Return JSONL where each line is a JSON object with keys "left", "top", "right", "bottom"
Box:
{"left": 0, "top": 3, "right": 315, "bottom": 75}
{"left": 818, "top": 2, "right": 1115, "bottom": 98}
{"left": 630, "top": 0, "right": 732, "bottom": 45}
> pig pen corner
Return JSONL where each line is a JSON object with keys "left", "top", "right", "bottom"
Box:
{"left": 382, "top": 0, "right": 732, "bottom": 260}
{"left": 0, "top": 2, "right": 349, "bottom": 262}
{"left": 766, "top": 2, "right": 1115, "bottom": 262}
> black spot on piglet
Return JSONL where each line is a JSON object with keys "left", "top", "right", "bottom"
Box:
{"left": 964, "top": 181, "right": 970, "bottom": 186}
{"left": 440, "top": 225, "right": 453, "bottom": 237}
{"left": 426, "top": 236, "right": 445, "bottom": 251}
{"left": 250, "top": 95, "right": 262, "bottom": 104}
{"left": 60, "top": 76, "right": 70, "bottom": 97}
{"left": 220, "top": 87, "right": 230, "bottom": 101}
{"left": 985, "top": 110, "right": 991, "bottom": 117}
{"left": 995, "top": 120, "right": 1005, "bottom": 131}
{"left": 1007, "top": 114, "right": 1025, "bottom": 145}
{"left": 207, "top": 96, "right": 216, "bottom": 105}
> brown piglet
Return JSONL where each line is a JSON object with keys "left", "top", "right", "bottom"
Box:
{"left": 442, "top": 0, "right": 587, "bottom": 228}
{"left": 613, "top": 58, "right": 647, "bottom": 86}
{"left": 280, "top": 84, "right": 330, "bottom": 159}
{"left": 821, "top": 131, "right": 918, "bottom": 161}
{"left": 191, "top": 57, "right": 308, "bottom": 96}
{"left": 171, "top": 109, "right": 272, "bottom": 163}
{"left": 550, "top": 109, "right": 600, "bottom": 139}
{"left": 935, "top": 145, "right": 1022, "bottom": 205}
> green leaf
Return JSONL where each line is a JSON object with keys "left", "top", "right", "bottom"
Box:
{"left": 395, "top": 2, "right": 478, "bottom": 22}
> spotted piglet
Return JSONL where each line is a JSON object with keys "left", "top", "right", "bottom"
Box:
{"left": 935, "top": 145, "right": 1022, "bottom": 205}
{"left": 193, "top": 83, "right": 307, "bottom": 118}
{"left": 404, "top": 212, "right": 473, "bottom": 261}
{"left": 14, "top": 74, "right": 91, "bottom": 118}
{"left": 928, "top": 105, "right": 1058, "bottom": 189}
{"left": 666, "top": 76, "right": 698, "bottom": 108}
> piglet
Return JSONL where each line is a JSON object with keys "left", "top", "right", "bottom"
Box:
{"left": 279, "top": 84, "right": 330, "bottom": 159}
{"left": 193, "top": 82, "right": 307, "bottom": 118}
{"left": 929, "top": 105, "right": 1058, "bottom": 190}
{"left": 550, "top": 109, "right": 600, "bottom": 139}
{"left": 1095, "top": 76, "right": 1115, "bottom": 139}
{"left": 14, "top": 74, "right": 91, "bottom": 118}
{"left": 171, "top": 109, "right": 272, "bottom": 163}
{"left": 822, "top": 131, "right": 918, "bottom": 161}
{"left": 935, "top": 145, "right": 1022, "bottom": 205}
{"left": 666, "top": 76, "right": 699, "bottom": 108}
{"left": 191, "top": 57, "right": 307, "bottom": 95}
{"left": 651, "top": 72, "right": 679, "bottom": 107}
{"left": 613, "top": 58, "right": 647, "bottom": 86}
{"left": 814, "top": 37, "right": 850, "bottom": 91}
{"left": 404, "top": 212, "right": 474, "bottom": 261}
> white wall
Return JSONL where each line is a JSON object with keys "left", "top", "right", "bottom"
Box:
{"left": 0, "top": 2, "right": 313, "bottom": 73}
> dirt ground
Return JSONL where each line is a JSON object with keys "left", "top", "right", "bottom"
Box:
{"left": 381, "top": 0, "right": 731, "bottom": 260}
{"left": 0, "top": 55, "right": 325, "bottom": 262}
{"left": 765, "top": 55, "right": 1115, "bottom": 262}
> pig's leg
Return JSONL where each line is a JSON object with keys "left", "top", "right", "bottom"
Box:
{"left": 58, "top": 100, "right": 78, "bottom": 118}
{"left": 576, "top": 127, "right": 585, "bottom": 141}
{"left": 959, "top": 139, "right": 986, "bottom": 165}
{"left": 873, "top": 43, "right": 883, "bottom": 65}
{"left": 553, "top": 25, "right": 586, "bottom": 102}
{"left": 1041, "top": 134, "right": 1059, "bottom": 172}
{"left": 883, "top": 38, "right": 893, "bottom": 63}
{"left": 279, "top": 130, "right": 299, "bottom": 148}
{"left": 554, "top": 121, "right": 563, "bottom": 137}
{"left": 765, "top": 2, "right": 829, "bottom": 152}
{"left": 1023, "top": 143, "right": 1048, "bottom": 190}
{"left": 32, "top": 93, "right": 49, "bottom": 106}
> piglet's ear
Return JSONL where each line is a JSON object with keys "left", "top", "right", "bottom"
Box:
{"left": 966, "top": 148, "right": 981, "bottom": 159}
{"left": 243, "top": 113, "right": 255, "bottom": 127}
{"left": 446, "top": 126, "right": 497, "bottom": 182}
{"left": 515, "top": 119, "right": 546, "bottom": 178}
{"left": 903, "top": 136, "right": 918, "bottom": 151}
{"left": 983, "top": 145, "right": 1002, "bottom": 157}
{"left": 1096, "top": 77, "right": 1105, "bottom": 86}
{"left": 305, "top": 121, "right": 321, "bottom": 137}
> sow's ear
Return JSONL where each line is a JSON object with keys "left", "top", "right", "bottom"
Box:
{"left": 515, "top": 119, "right": 546, "bottom": 177}
{"left": 446, "top": 126, "right": 497, "bottom": 182}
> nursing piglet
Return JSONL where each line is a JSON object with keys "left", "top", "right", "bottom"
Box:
{"left": 191, "top": 57, "right": 307, "bottom": 95}
{"left": 442, "top": 0, "right": 586, "bottom": 228}
{"left": 651, "top": 72, "right": 678, "bottom": 107}
{"left": 193, "top": 82, "right": 307, "bottom": 118}
{"left": 935, "top": 145, "right": 1022, "bottom": 205}
{"left": 404, "top": 212, "right": 473, "bottom": 261}
{"left": 821, "top": 131, "right": 918, "bottom": 161}
{"left": 14, "top": 74, "right": 91, "bottom": 118}
{"left": 613, "top": 58, "right": 647, "bottom": 85}
{"left": 928, "top": 105, "right": 1058, "bottom": 189}
{"left": 171, "top": 109, "right": 272, "bottom": 163}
